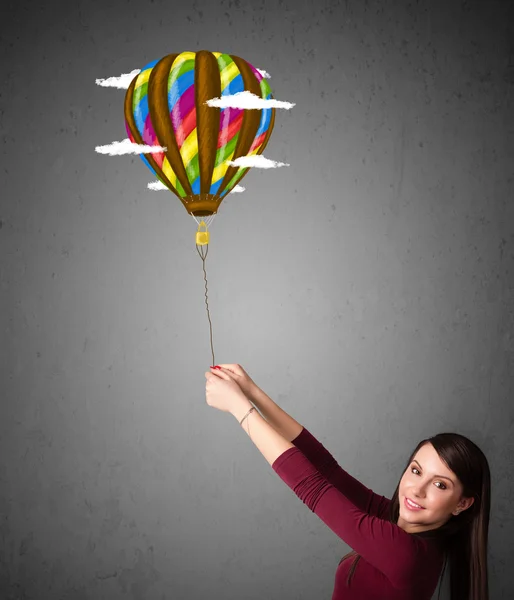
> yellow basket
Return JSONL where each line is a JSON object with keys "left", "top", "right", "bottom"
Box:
{"left": 195, "top": 221, "right": 210, "bottom": 246}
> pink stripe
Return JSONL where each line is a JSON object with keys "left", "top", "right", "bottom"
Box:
{"left": 142, "top": 114, "right": 157, "bottom": 146}
{"left": 142, "top": 115, "right": 164, "bottom": 168}
{"left": 218, "top": 111, "right": 243, "bottom": 149}
{"left": 248, "top": 63, "right": 263, "bottom": 82}
{"left": 126, "top": 120, "right": 163, "bottom": 169}
{"left": 220, "top": 107, "right": 232, "bottom": 131}
{"left": 217, "top": 107, "right": 242, "bottom": 148}
{"left": 171, "top": 85, "right": 195, "bottom": 134}
{"left": 224, "top": 107, "right": 242, "bottom": 128}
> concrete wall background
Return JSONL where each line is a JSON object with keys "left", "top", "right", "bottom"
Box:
{"left": 1, "top": 0, "right": 513, "bottom": 598}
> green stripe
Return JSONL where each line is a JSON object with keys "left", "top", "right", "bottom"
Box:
{"left": 214, "top": 133, "right": 239, "bottom": 168}
{"left": 217, "top": 53, "right": 233, "bottom": 72}
{"left": 133, "top": 81, "right": 148, "bottom": 106}
{"left": 225, "top": 167, "right": 248, "bottom": 192}
{"left": 260, "top": 78, "right": 272, "bottom": 98}
{"left": 168, "top": 58, "right": 195, "bottom": 92}
{"left": 176, "top": 178, "right": 186, "bottom": 197}
{"left": 184, "top": 153, "right": 199, "bottom": 186}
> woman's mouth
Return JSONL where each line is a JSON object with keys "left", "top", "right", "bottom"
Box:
{"left": 404, "top": 497, "right": 425, "bottom": 511}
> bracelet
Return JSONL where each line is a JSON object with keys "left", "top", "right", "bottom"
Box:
{"left": 239, "top": 406, "right": 256, "bottom": 426}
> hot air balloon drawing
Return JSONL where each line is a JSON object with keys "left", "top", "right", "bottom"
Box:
{"left": 124, "top": 50, "right": 276, "bottom": 247}
{"left": 108, "top": 49, "right": 291, "bottom": 365}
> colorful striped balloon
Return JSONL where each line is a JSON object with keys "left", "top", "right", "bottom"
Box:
{"left": 124, "top": 51, "right": 276, "bottom": 217}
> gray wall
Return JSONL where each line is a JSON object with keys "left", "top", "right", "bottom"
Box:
{"left": 1, "top": 0, "right": 513, "bottom": 598}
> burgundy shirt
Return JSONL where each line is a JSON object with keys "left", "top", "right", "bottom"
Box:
{"left": 271, "top": 427, "right": 444, "bottom": 599}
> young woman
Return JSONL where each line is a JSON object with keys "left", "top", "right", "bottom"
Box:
{"left": 205, "top": 363, "right": 491, "bottom": 600}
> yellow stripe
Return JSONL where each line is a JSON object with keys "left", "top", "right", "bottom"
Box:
{"left": 212, "top": 160, "right": 229, "bottom": 184}
{"left": 164, "top": 52, "right": 197, "bottom": 188}
{"left": 181, "top": 128, "right": 198, "bottom": 167}
{"left": 171, "top": 52, "right": 198, "bottom": 177}
{"left": 137, "top": 51, "right": 197, "bottom": 90}
{"left": 212, "top": 148, "right": 236, "bottom": 184}
{"left": 136, "top": 67, "right": 152, "bottom": 88}
{"left": 162, "top": 157, "right": 177, "bottom": 188}
{"left": 173, "top": 51, "right": 196, "bottom": 71}
{"left": 211, "top": 148, "right": 240, "bottom": 187}
{"left": 167, "top": 52, "right": 196, "bottom": 88}
{"left": 220, "top": 62, "right": 239, "bottom": 91}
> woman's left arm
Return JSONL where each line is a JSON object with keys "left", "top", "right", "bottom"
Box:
{"left": 231, "top": 398, "right": 296, "bottom": 466}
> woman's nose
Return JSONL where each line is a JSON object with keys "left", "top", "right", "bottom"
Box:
{"left": 409, "top": 481, "right": 427, "bottom": 496}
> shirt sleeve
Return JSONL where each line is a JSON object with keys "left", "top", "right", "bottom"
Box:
{"left": 272, "top": 445, "right": 427, "bottom": 589}
{"left": 289, "top": 427, "right": 390, "bottom": 518}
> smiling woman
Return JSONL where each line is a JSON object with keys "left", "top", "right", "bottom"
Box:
{"left": 336, "top": 431, "right": 489, "bottom": 600}
{"left": 218, "top": 364, "right": 492, "bottom": 600}
{"left": 396, "top": 447, "right": 475, "bottom": 534}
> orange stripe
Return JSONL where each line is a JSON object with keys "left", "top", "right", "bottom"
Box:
{"left": 249, "top": 131, "right": 267, "bottom": 152}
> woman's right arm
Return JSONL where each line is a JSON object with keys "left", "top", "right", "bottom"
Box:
{"left": 250, "top": 383, "right": 389, "bottom": 517}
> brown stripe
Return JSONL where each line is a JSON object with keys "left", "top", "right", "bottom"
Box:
{"left": 124, "top": 74, "right": 176, "bottom": 193}
{"left": 195, "top": 51, "right": 222, "bottom": 195}
{"left": 216, "top": 54, "right": 262, "bottom": 197}
{"left": 148, "top": 54, "right": 192, "bottom": 196}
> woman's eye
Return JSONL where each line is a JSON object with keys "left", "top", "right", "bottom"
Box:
{"left": 411, "top": 467, "right": 446, "bottom": 489}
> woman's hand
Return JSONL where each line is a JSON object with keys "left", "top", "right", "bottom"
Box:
{"left": 205, "top": 366, "right": 249, "bottom": 415}
{"left": 210, "top": 363, "right": 257, "bottom": 399}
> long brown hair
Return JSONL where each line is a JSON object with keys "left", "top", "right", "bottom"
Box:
{"left": 339, "top": 433, "right": 491, "bottom": 600}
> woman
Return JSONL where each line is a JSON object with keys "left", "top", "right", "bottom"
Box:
{"left": 205, "top": 363, "right": 491, "bottom": 600}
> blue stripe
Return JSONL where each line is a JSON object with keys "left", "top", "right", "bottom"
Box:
{"left": 209, "top": 178, "right": 223, "bottom": 195}
{"left": 222, "top": 73, "right": 243, "bottom": 95}
{"left": 133, "top": 64, "right": 159, "bottom": 135}
{"left": 140, "top": 59, "right": 160, "bottom": 71}
{"left": 218, "top": 74, "right": 244, "bottom": 115}
{"left": 191, "top": 176, "right": 201, "bottom": 195}
{"left": 254, "top": 94, "right": 273, "bottom": 138}
{"left": 168, "top": 69, "right": 195, "bottom": 111}
{"left": 134, "top": 97, "right": 149, "bottom": 135}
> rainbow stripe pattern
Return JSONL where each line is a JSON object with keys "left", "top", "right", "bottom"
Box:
{"left": 124, "top": 51, "right": 276, "bottom": 215}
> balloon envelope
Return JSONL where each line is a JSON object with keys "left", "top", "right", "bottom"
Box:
{"left": 124, "top": 51, "right": 276, "bottom": 217}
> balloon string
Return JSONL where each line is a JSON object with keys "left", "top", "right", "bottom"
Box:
{"left": 196, "top": 242, "right": 215, "bottom": 367}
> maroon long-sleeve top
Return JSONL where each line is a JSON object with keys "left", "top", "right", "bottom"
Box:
{"left": 271, "top": 427, "right": 445, "bottom": 599}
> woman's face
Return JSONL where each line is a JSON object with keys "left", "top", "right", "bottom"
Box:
{"left": 397, "top": 442, "right": 474, "bottom": 533}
